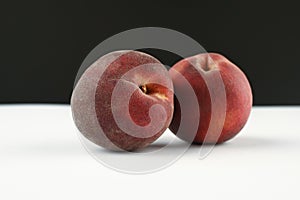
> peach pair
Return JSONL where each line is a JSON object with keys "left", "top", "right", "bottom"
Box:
{"left": 71, "top": 50, "right": 252, "bottom": 151}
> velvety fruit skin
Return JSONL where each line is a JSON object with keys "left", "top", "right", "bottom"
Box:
{"left": 71, "top": 50, "right": 173, "bottom": 151}
{"left": 169, "top": 53, "right": 252, "bottom": 144}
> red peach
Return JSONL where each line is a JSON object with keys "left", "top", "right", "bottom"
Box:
{"left": 169, "top": 53, "right": 252, "bottom": 144}
{"left": 71, "top": 50, "right": 174, "bottom": 151}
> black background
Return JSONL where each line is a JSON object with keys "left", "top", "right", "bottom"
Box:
{"left": 1, "top": 1, "right": 300, "bottom": 105}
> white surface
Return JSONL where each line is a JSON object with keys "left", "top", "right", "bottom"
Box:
{"left": 0, "top": 105, "right": 300, "bottom": 200}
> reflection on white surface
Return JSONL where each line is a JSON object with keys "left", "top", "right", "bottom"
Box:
{"left": 0, "top": 105, "right": 300, "bottom": 200}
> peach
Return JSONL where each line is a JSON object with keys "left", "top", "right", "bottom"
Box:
{"left": 71, "top": 50, "right": 174, "bottom": 151}
{"left": 169, "top": 53, "right": 252, "bottom": 144}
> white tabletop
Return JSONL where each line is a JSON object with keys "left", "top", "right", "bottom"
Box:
{"left": 0, "top": 105, "right": 299, "bottom": 200}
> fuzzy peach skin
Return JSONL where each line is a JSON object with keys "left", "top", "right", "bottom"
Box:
{"left": 169, "top": 53, "right": 252, "bottom": 144}
{"left": 71, "top": 50, "right": 174, "bottom": 151}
